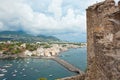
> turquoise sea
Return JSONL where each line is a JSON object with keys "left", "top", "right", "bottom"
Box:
{"left": 0, "top": 47, "right": 87, "bottom": 80}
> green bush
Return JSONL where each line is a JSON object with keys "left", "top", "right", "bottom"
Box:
{"left": 26, "top": 44, "right": 37, "bottom": 51}
{"left": 43, "top": 44, "right": 51, "bottom": 48}
{"left": 38, "top": 78, "right": 47, "bottom": 80}
{"left": 3, "top": 51, "right": 8, "bottom": 55}
{"left": 11, "top": 48, "right": 22, "bottom": 54}
{"left": 62, "top": 44, "right": 67, "bottom": 47}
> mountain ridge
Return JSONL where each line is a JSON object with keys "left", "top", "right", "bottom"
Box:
{"left": 0, "top": 31, "right": 60, "bottom": 42}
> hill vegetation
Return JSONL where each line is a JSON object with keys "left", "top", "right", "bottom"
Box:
{"left": 0, "top": 31, "right": 60, "bottom": 42}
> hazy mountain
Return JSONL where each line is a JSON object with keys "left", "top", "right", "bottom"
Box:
{"left": 0, "top": 31, "right": 60, "bottom": 42}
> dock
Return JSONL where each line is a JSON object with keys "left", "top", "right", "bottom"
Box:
{"left": 51, "top": 57, "right": 84, "bottom": 75}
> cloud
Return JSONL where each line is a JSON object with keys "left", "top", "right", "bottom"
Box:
{"left": 48, "top": 0, "right": 63, "bottom": 18}
{"left": 0, "top": 0, "right": 86, "bottom": 34}
{"left": 0, "top": 22, "right": 4, "bottom": 30}
{"left": 1, "top": 0, "right": 117, "bottom": 42}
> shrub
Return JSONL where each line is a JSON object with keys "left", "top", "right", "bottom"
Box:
{"left": 11, "top": 48, "right": 22, "bottom": 54}
{"left": 38, "top": 78, "right": 47, "bottom": 80}
{"left": 3, "top": 51, "right": 9, "bottom": 55}
{"left": 62, "top": 44, "right": 67, "bottom": 47}
{"left": 26, "top": 44, "right": 37, "bottom": 51}
{"left": 43, "top": 44, "right": 51, "bottom": 48}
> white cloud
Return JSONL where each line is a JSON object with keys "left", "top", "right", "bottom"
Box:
{"left": 1, "top": 0, "right": 117, "bottom": 42}
{"left": 0, "top": 0, "right": 86, "bottom": 35}
{"left": 48, "top": 0, "right": 63, "bottom": 18}
{"left": 0, "top": 22, "right": 4, "bottom": 30}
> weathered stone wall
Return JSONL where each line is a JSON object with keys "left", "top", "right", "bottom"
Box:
{"left": 86, "top": 0, "right": 120, "bottom": 80}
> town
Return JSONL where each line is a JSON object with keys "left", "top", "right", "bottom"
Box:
{"left": 0, "top": 41, "right": 86, "bottom": 59}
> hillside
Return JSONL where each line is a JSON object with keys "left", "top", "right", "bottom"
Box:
{"left": 0, "top": 31, "right": 60, "bottom": 42}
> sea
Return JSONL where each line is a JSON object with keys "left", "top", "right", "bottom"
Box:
{"left": 0, "top": 47, "right": 87, "bottom": 80}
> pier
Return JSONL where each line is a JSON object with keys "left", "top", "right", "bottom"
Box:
{"left": 51, "top": 57, "right": 84, "bottom": 75}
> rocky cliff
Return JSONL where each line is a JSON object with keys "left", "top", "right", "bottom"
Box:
{"left": 86, "top": 0, "right": 120, "bottom": 80}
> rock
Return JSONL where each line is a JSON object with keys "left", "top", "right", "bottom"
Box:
{"left": 86, "top": 0, "right": 120, "bottom": 80}
{"left": 118, "top": 1, "right": 120, "bottom": 8}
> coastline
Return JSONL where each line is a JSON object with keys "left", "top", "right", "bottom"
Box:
{"left": 0, "top": 48, "right": 77, "bottom": 59}
{"left": 0, "top": 44, "right": 86, "bottom": 59}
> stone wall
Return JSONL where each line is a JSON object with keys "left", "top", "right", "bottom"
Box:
{"left": 85, "top": 0, "right": 120, "bottom": 80}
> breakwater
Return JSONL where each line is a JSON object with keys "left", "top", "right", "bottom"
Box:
{"left": 51, "top": 57, "right": 84, "bottom": 75}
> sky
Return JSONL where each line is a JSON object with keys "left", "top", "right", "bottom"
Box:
{"left": 0, "top": 0, "right": 119, "bottom": 42}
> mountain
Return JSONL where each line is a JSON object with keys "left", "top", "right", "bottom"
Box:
{"left": 0, "top": 31, "right": 60, "bottom": 42}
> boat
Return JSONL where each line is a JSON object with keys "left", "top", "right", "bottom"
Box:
{"left": 49, "top": 74, "right": 53, "bottom": 77}
{"left": 1, "top": 69, "right": 7, "bottom": 73}
{"left": 13, "top": 74, "right": 16, "bottom": 76}
{"left": 23, "top": 75, "right": 26, "bottom": 76}
{"left": 0, "top": 74, "right": 5, "bottom": 77}
{"left": 2, "top": 78, "right": 7, "bottom": 80}
{"left": 27, "top": 62, "right": 30, "bottom": 64}
{"left": 22, "top": 68, "right": 25, "bottom": 71}
{"left": 14, "top": 70, "right": 18, "bottom": 73}
{"left": 3, "top": 64, "right": 12, "bottom": 68}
